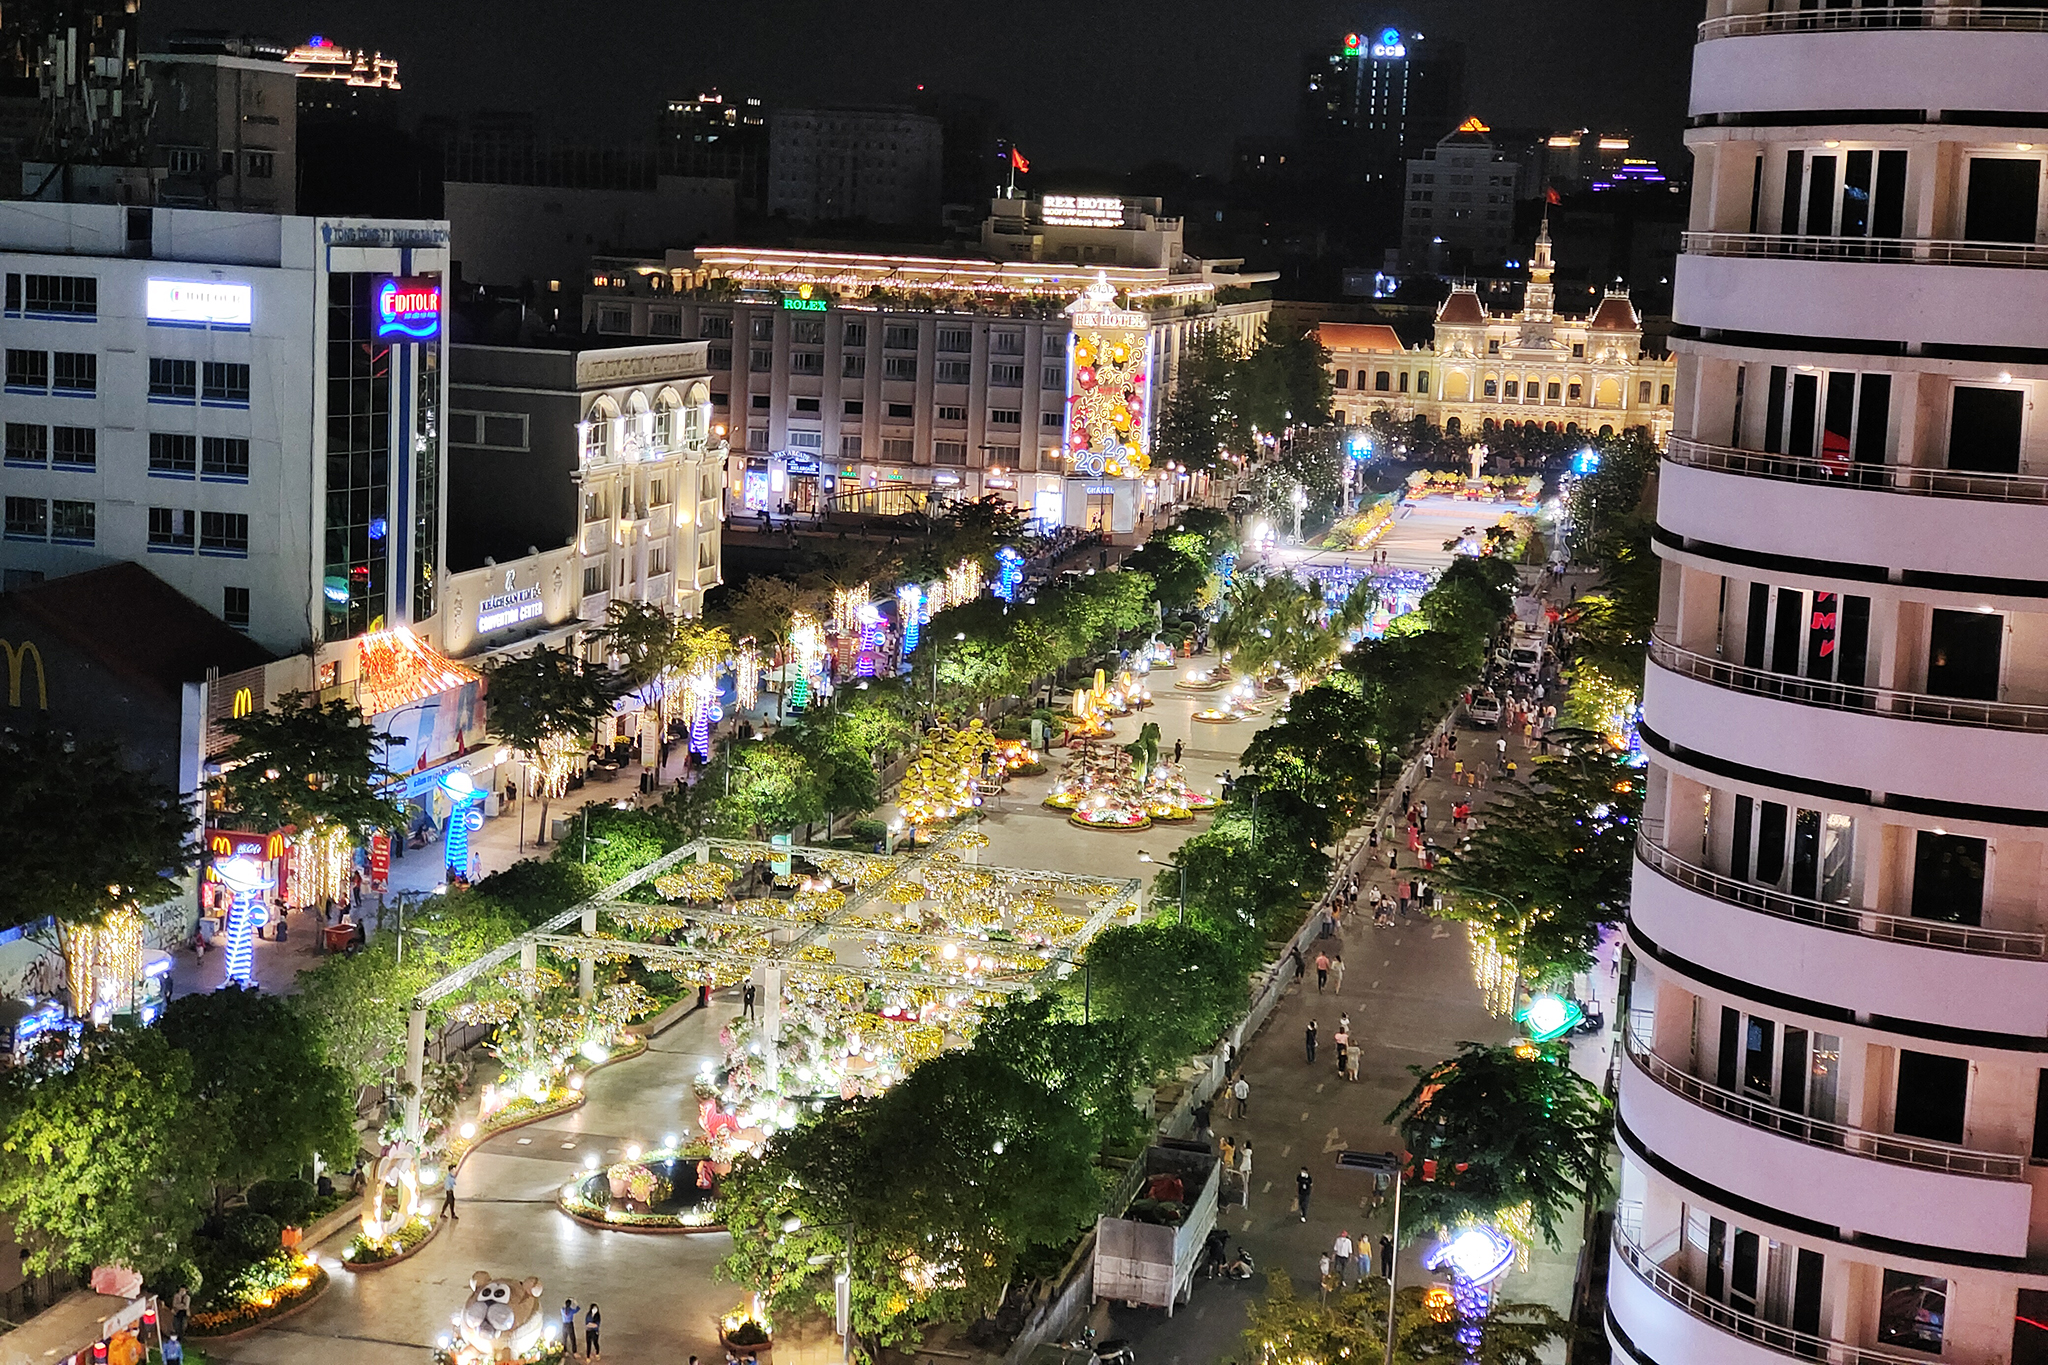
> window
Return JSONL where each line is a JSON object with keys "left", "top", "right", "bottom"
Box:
{"left": 147, "top": 506, "right": 194, "bottom": 549}
{"left": 19, "top": 273, "right": 96, "bottom": 317}
{"left": 936, "top": 327, "right": 971, "bottom": 352}
{"left": 1335, "top": 369, "right": 1349, "bottom": 390}
{"left": 1876, "top": 1270, "right": 1946, "bottom": 1355}
{"left": 881, "top": 438, "right": 914, "bottom": 461}
{"left": 793, "top": 397, "right": 821, "bottom": 414}
{"left": 202, "top": 361, "right": 249, "bottom": 404}
{"left": 933, "top": 441, "right": 967, "bottom": 465}
{"left": 649, "top": 310, "right": 683, "bottom": 337}
{"left": 699, "top": 314, "right": 734, "bottom": 340}
{"left": 649, "top": 478, "right": 669, "bottom": 507}
{"left": 51, "top": 429, "right": 93, "bottom": 468}
{"left": 1639, "top": 380, "right": 1653, "bottom": 403}
{"left": 750, "top": 315, "right": 775, "bottom": 342}
{"left": 582, "top": 562, "right": 610, "bottom": 595}
{"left": 150, "top": 357, "right": 197, "bottom": 400}
{"left": 1483, "top": 379, "right": 1498, "bottom": 398}
{"left": 1374, "top": 371, "right": 1391, "bottom": 392}
{"left": 648, "top": 545, "right": 670, "bottom": 577}
{"left": 991, "top": 331, "right": 1023, "bottom": 355}
{"left": 841, "top": 353, "right": 867, "bottom": 378}
{"left": 843, "top": 400, "right": 864, "bottom": 416}
{"left": 150, "top": 432, "right": 197, "bottom": 477}
{"left": 1042, "top": 365, "right": 1065, "bottom": 389}
{"left": 51, "top": 352, "right": 95, "bottom": 395}
{"left": 4, "top": 497, "right": 47, "bottom": 540}
{"left": 749, "top": 348, "right": 773, "bottom": 372}
{"left": 246, "top": 150, "right": 275, "bottom": 178}
{"left": 597, "top": 307, "right": 631, "bottom": 334}
{"left": 750, "top": 394, "right": 771, "bottom": 410}
{"left": 50, "top": 499, "right": 94, "bottom": 544}
{"left": 1571, "top": 342, "right": 1585, "bottom": 359}
{"left": 884, "top": 355, "right": 918, "bottom": 381}
{"left": 708, "top": 345, "right": 732, "bottom": 370}
{"left": 843, "top": 321, "right": 867, "bottom": 348}
{"left": 990, "top": 362, "right": 1024, "bottom": 387}
{"left": 883, "top": 324, "right": 919, "bottom": 350}
{"left": 790, "top": 351, "right": 824, "bottom": 375}
{"left": 199, "top": 511, "right": 248, "bottom": 555}
{"left": 841, "top": 434, "right": 863, "bottom": 459}
{"left": 935, "top": 405, "right": 966, "bottom": 422}
{"left": 789, "top": 318, "right": 825, "bottom": 346}
{"left": 6, "top": 349, "right": 48, "bottom": 392}
{"left": 223, "top": 586, "right": 250, "bottom": 630}
{"left": 1568, "top": 382, "right": 1583, "bottom": 403}
{"left": 788, "top": 430, "right": 823, "bottom": 449}
{"left": 4, "top": 423, "right": 46, "bottom": 465}
{"left": 886, "top": 401, "right": 914, "bottom": 420}
{"left": 1547, "top": 382, "right": 1563, "bottom": 401}
{"left": 1661, "top": 383, "right": 1671, "bottom": 405}
{"left": 1399, "top": 372, "right": 1410, "bottom": 393}
{"left": 1041, "top": 333, "right": 1066, "bottom": 357}
{"left": 1042, "top": 411, "right": 1063, "bottom": 428}
{"left": 1504, "top": 380, "right": 1519, "bottom": 398}
{"left": 989, "top": 408, "right": 1021, "bottom": 426}
{"left": 202, "top": 436, "right": 250, "bottom": 480}
{"left": 1487, "top": 339, "right": 1500, "bottom": 354}
{"left": 931, "top": 359, "right": 967, "bottom": 385}
{"left": 1419, "top": 374, "right": 1431, "bottom": 395}
{"left": 583, "top": 488, "right": 610, "bottom": 522}
{"left": 747, "top": 427, "right": 768, "bottom": 451}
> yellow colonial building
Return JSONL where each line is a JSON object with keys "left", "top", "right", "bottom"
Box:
{"left": 1324, "top": 221, "right": 1675, "bottom": 442}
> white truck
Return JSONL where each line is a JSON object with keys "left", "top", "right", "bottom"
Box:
{"left": 1092, "top": 1142, "right": 1220, "bottom": 1315}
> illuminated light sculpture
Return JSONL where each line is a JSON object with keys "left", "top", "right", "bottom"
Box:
{"left": 355, "top": 627, "right": 481, "bottom": 716}
{"left": 993, "top": 546, "right": 1025, "bottom": 602}
{"left": 898, "top": 584, "right": 924, "bottom": 655}
{"left": 214, "top": 854, "right": 273, "bottom": 988}
{"left": 735, "top": 639, "right": 761, "bottom": 712}
{"left": 1426, "top": 1223, "right": 1519, "bottom": 1360}
{"left": 787, "top": 611, "right": 824, "bottom": 711}
{"left": 441, "top": 770, "right": 483, "bottom": 881}
{"left": 855, "top": 604, "right": 886, "bottom": 677}
{"left": 1064, "top": 275, "right": 1153, "bottom": 478}
{"left": 945, "top": 558, "right": 981, "bottom": 608}
{"left": 684, "top": 668, "right": 719, "bottom": 758}
{"left": 830, "top": 582, "right": 871, "bottom": 636}
{"left": 1515, "top": 993, "right": 1585, "bottom": 1043}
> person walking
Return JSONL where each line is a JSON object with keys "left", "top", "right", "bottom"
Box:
{"left": 1219, "top": 1134, "right": 1236, "bottom": 1171}
{"left": 442, "top": 1169, "right": 458, "bottom": 1220}
{"left": 1379, "top": 1233, "right": 1395, "bottom": 1283}
{"left": 1422, "top": 752, "right": 1434, "bottom": 779}
{"left": 1238, "top": 1142, "right": 1253, "bottom": 1208}
{"left": 1173, "top": 738, "right": 1184, "bottom": 765}
{"left": 561, "top": 1299, "right": 582, "bottom": 1356}
{"left": 1332, "top": 954, "right": 1346, "bottom": 994}
{"left": 1333, "top": 1231, "right": 1355, "bottom": 1285}
{"left": 1496, "top": 736, "right": 1508, "bottom": 762}
{"left": 1314, "top": 951, "right": 1330, "bottom": 992}
{"left": 742, "top": 980, "right": 757, "bottom": 1020}
{"left": 170, "top": 1286, "right": 190, "bottom": 1338}
{"left": 1296, "top": 1167, "right": 1313, "bottom": 1222}
{"left": 1346, "top": 1044, "right": 1361, "bottom": 1083}
{"left": 1232, "top": 1074, "right": 1250, "bottom": 1118}
{"left": 1333, "top": 1027, "right": 1348, "bottom": 1077}
{"left": 1319, "top": 1252, "right": 1334, "bottom": 1301}
{"left": 1305, "top": 1019, "right": 1318, "bottom": 1064}
{"left": 584, "top": 1303, "right": 601, "bottom": 1358}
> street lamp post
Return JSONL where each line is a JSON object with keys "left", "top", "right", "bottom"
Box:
{"left": 1138, "top": 850, "right": 1188, "bottom": 925}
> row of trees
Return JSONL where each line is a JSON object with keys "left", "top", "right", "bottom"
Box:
{"left": 1153, "top": 324, "right": 1335, "bottom": 473}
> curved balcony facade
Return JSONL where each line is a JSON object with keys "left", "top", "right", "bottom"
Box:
{"left": 1631, "top": 838, "right": 2048, "bottom": 1036}
{"left": 1691, "top": 16, "right": 2048, "bottom": 121}
{"left": 1642, "top": 637, "right": 2048, "bottom": 811}
{"left": 1660, "top": 441, "right": 2048, "bottom": 584}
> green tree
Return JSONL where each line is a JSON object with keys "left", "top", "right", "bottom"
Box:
{"left": 1387, "top": 1042, "right": 1615, "bottom": 1248}
{"left": 597, "top": 602, "right": 731, "bottom": 732}
{"left": 159, "top": 986, "right": 357, "bottom": 1196}
{"left": 0, "top": 1028, "right": 213, "bottom": 1277}
{"left": 1078, "top": 920, "right": 1246, "bottom": 1079}
{"left": 712, "top": 575, "right": 804, "bottom": 662}
{"left": 1241, "top": 684, "right": 1383, "bottom": 821}
{"left": 1153, "top": 328, "right": 1250, "bottom": 472}
{"left": 210, "top": 692, "right": 404, "bottom": 841}
{"left": 1122, "top": 531, "right": 1210, "bottom": 614}
{"left": 702, "top": 743, "right": 826, "bottom": 838}
{"left": 1245, "top": 1274, "right": 1574, "bottom": 1365}
{"left": 0, "top": 729, "right": 196, "bottom": 933}
{"left": 483, "top": 645, "right": 617, "bottom": 842}
{"left": 784, "top": 689, "right": 916, "bottom": 818}
{"left": 1433, "top": 729, "right": 1643, "bottom": 981}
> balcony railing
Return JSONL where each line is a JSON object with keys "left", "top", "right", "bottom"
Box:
{"left": 1665, "top": 436, "right": 2048, "bottom": 505}
{"left": 1647, "top": 634, "right": 2048, "bottom": 736}
{"left": 1701, "top": 5, "right": 2048, "bottom": 41}
{"left": 1681, "top": 230, "right": 2048, "bottom": 271}
{"left": 1613, "top": 1224, "right": 1933, "bottom": 1365}
{"left": 1624, "top": 1031, "right": 2026, "bottom": 1179}
{"left": 1635, "top": 836, "right": 2048, "bottom": 960}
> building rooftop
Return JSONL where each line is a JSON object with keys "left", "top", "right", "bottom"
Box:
{"left": 1588, "top": 292, "right": 1642, "bottom": 331}
{"left": 1435, "top": 289, "right": 1488, "bottom": 326}
{"left": 5, "top": 563, "right": 274, "bottom": 702}
{"left": 1317, "top": 322, "right": 1408, "bottom": 354}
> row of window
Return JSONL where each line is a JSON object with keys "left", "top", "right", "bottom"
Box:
{"left": 4, "top": 423, "right": 96, "bottom": 468}
{"left": 734, "top": 349, "right": 1039, "bottom": 386}
{"left": 809, "top": 435, "right": 1020, "bottom": 463}
{"left": 4, "top": 423, "right": 250, "bottom": 478}
{"left": 2, "top": 351, "right": 250, "bottom": 404}
{"left": 2, "top": 497, "right": 249, "bottom": 554}
{"left": 4, "top": 272, "right": 97, "bottom": 318}
{"left": 687, "top": 311, "right": 1063, "bottom": 356}
{"left": 747, "top": 394, "right": 1042, "bottom": 426}
{"left": 1335, "top": 368, "right": 1430, "bottom": 395}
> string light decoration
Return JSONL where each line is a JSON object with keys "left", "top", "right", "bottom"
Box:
{"left": 787, "top": 611, "right": 824, "bottom": 710}
{"left": 1064, "top": 274, "right": 1152, "bottom": 478}
{"left": 896, "top": 720, "right": 1000, "bottom": 830}
{"left": 945, "top": 558, "right": 981, "bottom": 609}
{"left": 1468, "top": 923, "right": 1519, "bottom": 1018}
{"left": 355, "top": 627, "right": 481, "bottom": 716}
{"left": 735, "top": 639, "right": 761, "bottom": 712}
{"left": 830, "top": 582, "right": 871, "bottom": 635}
{"left": 993, "top": 546, "right": 1025, "bottom": 602}
{"left": 57, "top": 909, "right": 145, "bottom": 1024}
{"left": 897, "top": 584, "right": 924, "bottom": 655}
{"left": 684, "top": 667, "right": 719, "bottom": 758}
{"left": 855, "top": 604, "right": 886, "bottom": 678}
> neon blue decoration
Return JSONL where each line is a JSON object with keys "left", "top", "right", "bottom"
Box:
{"left": 441, "top": 770, "right": 482, "bottom": 881}
{"left": 994, "top": 546, "right": 1025, "bottom": 602}
{"left": 213, "top": 855, "right": 273, "bottom": 989}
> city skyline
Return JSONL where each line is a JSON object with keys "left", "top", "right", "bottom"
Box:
{"left": 147, "top": 0, "right": 1700, "bottom": 176}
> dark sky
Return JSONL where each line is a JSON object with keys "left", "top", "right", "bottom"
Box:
{"left": 148, "top": 0, "right": 1701, "bottom": 175}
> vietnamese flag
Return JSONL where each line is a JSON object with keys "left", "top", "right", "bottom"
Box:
{"left": 1011, "top": 147, "right": 1030, "bottom": 173}
{"left": 1546, "top": 186, "right": 1561, "bottom": 206}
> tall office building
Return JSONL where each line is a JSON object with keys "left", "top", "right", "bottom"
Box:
{"left": 1299, "top": 26, "right": 1464, "bottom": 190}
{"left": 1613, "top": 7, "right": 2048, "bottom": 1365}
{"left": 767, "top": 107, "right": 944, "bottom": 228}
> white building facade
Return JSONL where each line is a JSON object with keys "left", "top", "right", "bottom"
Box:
{"left": 1614, "top": 7, "right": 2048, "bottom": 1365}
{"left": 0, "top": 204, "right": 451, "bottom": 657}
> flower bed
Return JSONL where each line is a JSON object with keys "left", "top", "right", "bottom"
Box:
{"left": 556, "top": 1143, "right": 725, "bottom": 1233}
{"left": 1068, "top": 807, "right": 1151, "bottom": 831}
{"left": 186, "top": 1253, "right": 327, "bottom": 1337}
{"left": 342, "top": 1214, "right": 436, "bottom": 1270}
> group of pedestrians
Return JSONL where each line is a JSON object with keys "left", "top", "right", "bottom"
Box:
{"left": 559, "top": 1298, "right": 603, "bottom": 1357}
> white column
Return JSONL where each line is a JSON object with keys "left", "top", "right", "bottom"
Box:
{"left": 520, "top": 938, "right": 539, "bottom": 1068}
{"left": 579, "top": 900, "right": 597, "bottom": 1000}
{"left": 402, "top": 1005, "right": 428, "bottom": 1142}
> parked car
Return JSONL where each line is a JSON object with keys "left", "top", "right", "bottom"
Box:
{"left": 1466, "top": 693, "right": 1502, "bottom": 728}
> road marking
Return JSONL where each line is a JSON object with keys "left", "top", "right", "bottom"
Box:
{"left": 1322, "top": 1128, "right": 1345, "bottom": 1152}
{"left": 1242, "top": 1218, "right": 1253, "bottom": 1231}
{"left": 516, "top": 1138, "right": 532, "bottom": 1145}
{"left": 1282, "top": 1144, "right": 1293, "bottom": 1157}
{"left": 1317, "top": 1083, "right": 1326, "bottom": 1093}
{"left": 559, "top": 1142, "right": 576, "bottom": 1149}
{"left": 1262, "top": 1181, "right": 1273, "bottom": 1193}
{"left": 1432, "top": 924, "right": 1450, "bottom": 939}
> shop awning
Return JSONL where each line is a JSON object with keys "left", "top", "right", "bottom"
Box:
{"left": 357, "top": 629, "right": 483, "bottom": 717}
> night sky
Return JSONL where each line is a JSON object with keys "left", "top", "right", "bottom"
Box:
{"left": 147, "top": 0, "right": 1702, "bottom": 175}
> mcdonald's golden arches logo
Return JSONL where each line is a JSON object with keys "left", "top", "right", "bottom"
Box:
{"left": 0, "top": 639, "right": 47, "bottom": 710}
{"left": 231, "top": 686, "right": 254, "bottom": 718}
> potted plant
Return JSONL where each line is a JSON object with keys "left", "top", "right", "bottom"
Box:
{"left": 719, "top": 1302, "right": 774, "bottom": 1364}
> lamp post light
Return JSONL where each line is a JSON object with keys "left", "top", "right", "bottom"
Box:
{"left": 1137, "top": 850, "right": 1188, "bottom": 925}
